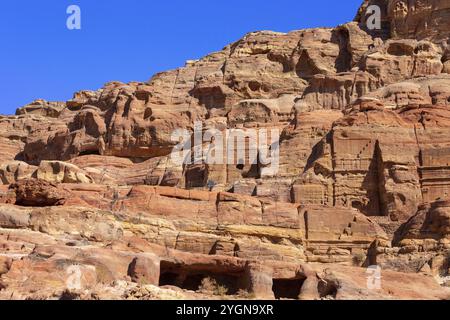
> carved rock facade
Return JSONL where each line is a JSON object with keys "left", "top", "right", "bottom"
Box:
{"left": 0, "top": 0, "right": 449, "bottom": 299}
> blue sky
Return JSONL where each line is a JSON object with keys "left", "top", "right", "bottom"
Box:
{"left": 0, "top": 0, "right": 363, "bottom": 115}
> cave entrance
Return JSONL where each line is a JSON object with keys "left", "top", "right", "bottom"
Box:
{"left": 159, "top": 263, "right": 245, "bottom": 295}
{"left": 159, "top": 272, "right": 179, "bottom": 287}
{"left": 333, "top": 28, "right": 352, "bottom": 73}
{"left": 360, "top": 140, "right": 389, "bottom": 217}
{"left": 272, "top": 277, "right": 305, "bottom": 300}
{"left": 184, "top": 164, "right": 208, "bottom": 189}
{"left": 78, "top": 149, "right": 100, "bottom": 156}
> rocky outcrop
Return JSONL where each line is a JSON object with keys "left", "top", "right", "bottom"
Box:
{"left": 10, "top": 179, "right": 68, "bottom": 207}
{"left": 356, "top": 0, "right": 450, "bottom": 45}
{"left": 360, "top": 40, "right": 443, "bottom": 85}
{"left": 0, "top": 0, "right": 449, "bottom": 300}
{"left": 15, "top": 100, "right": 66, "bottom": 118}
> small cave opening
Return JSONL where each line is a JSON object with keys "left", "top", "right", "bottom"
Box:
{"left": 159, "top": 272, "right": 179, "bottom": 287}
{"left": 387, "top": 42, "right": 414, "bottom": 56}
{"left": 295, "top": 51, "right": 321, "bottom": 80}
{"left": 272, "top": 278, "right": 305, "bottom": 300}
{"left": 184, "top": 164, "right": 208, "bottom": 189}
{"left": 191, "top": 87, "right": 227, "bottom": 110}
{"left": 248, "top": 81, "right": 261, "bottom": 92}
{"left": 159, "top": 263, "right": 245, "bottom": 296}
{"left": 59, "top": 289, "right": 82, "bottom": 300}
{"left": 351, "top": 200, "right": 364, "bottom": 212}
{"left": 78, "top": 149, "right": 101, "bottom": 157}
{"left": 143, "top": 107, "right": 153, "bottom": 120}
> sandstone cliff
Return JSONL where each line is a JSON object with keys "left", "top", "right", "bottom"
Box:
{"left": 0, "top": 0, "right": 449, "bottom": 300}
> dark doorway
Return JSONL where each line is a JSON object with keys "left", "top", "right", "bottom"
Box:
{"left": 159, "top": 262, "right": 245, "bottom": 295}
{"left": 272, "top": 278, "right": 305, "bottom": 300}
{"left": 159, "top": 272, "right": 179, "bottom": 287}
{"left": 185, "top": 164, "right": 207, "bottom": 189}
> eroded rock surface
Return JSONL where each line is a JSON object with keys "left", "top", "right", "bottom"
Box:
{"left": 0, "top": 0, "right": 449, "bottom": 300}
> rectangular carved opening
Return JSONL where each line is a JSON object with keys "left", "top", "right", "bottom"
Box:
{"left": 159, "top": 262, "right": 246, "bottom": 296}
{"left": 272, "top": 277, "right": 305, "bottom": 300}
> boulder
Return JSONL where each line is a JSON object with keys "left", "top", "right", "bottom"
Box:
{"left": 10, "top": 179, "right": 68, "bottom": 207}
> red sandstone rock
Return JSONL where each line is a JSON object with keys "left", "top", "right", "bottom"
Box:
{"left": 10, "top": 179, "right": 68, "bottom": 207}
{"left": 0, "top": 0, "right": 449, "bottom": 300}
{"left": 127, "top": 256, "right": 160, "bottom": 285}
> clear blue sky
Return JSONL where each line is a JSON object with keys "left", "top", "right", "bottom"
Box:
{"left": 0, "top": 0, "right": 363, "bottom": 115}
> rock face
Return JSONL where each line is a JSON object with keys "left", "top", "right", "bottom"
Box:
{"left": 356, "top": 0, "right": 450, "bottom": 45}
{"left": 10, "top": 179, "right": 68, "bottom": 207}
{"left": 0, "top": 0, "right": 449, "bottom": 300}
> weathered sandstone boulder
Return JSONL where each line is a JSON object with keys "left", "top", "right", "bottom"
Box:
{"left": 10, "top": 179, "right": 68, "bottom": 207}
{"left": 0, "top": 0, "right": 449, "bottom": 300}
